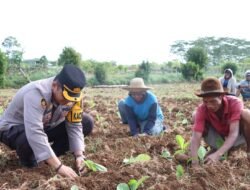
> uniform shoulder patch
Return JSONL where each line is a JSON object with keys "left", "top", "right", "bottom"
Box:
{"left": 66, "top": 101, "right": 83, "bottom": 123}
{"left": 41, "top": 98, "right": 47, "bottom": 109}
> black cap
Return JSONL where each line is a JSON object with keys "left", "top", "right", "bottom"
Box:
{"left": 55, "top": 64, "right": 86, "bottom": 102}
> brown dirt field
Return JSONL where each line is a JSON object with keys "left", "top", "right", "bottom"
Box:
{"left": 1, "top": 85, "right": 250, "bottom": 190}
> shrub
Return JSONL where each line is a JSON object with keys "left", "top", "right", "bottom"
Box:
{"left": 181, "top": 61, "right": 203, "bottom": 81}
{"left": 221, "top": 62, "right": 238, "bottom": 75}
{"left": 135, "top": 61, "right": 150, "bottom": 82}
{"left": 94, "top": 64, "right": 107, "bottom": 84}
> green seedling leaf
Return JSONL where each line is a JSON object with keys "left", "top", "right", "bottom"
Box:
{"left": 215, "top": 137, "right": 228, "bottom": 160}
{"left": 181, "top": 118, "right": 188, "bottom": 125}
{"left": 176, "top": 165, "right": 184, "bottom": 180}
{"left": 116, "top": 183, "right": 130, "bottom": 190}
{"left": 161, "top": 149, "right": 172, "bottom": 160}
{"left": 174, "top": 149, "right": 185, "bottom": 156}
{"left": 197, "top": 146, "right": 207, "bottom": 161}
{"left": 175, "top": 135, "right": 190, "bottom": 156}
{"left": 128, "top": 179, "right": 137, "bottom": 190}
{"left": 71, "top": 185, "right": 79, "bottom": 190}
{"left": 84, "top": 159, "right": 107, "bottom": 172}
{"left": 216, "top": 137, "right": 224, "bottom": 149}
{"left": 94, "top": 162, "right": 108, "bottom": 172}
{"left": 123, "top": 154, "right": 151, "bottom": 165}
{"left": 128, "top": 176, "right": 149, "bottom": 190}
{"left": 183, "top": 142, "right": 190, "bottom": 150}
{"left": 135, "top": 176, "right": 149, "bottom": 189}
{"left": 176, "top": 135, "right": 185, "bottom": 150}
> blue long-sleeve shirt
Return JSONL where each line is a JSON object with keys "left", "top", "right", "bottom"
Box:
{"left": 124, "top": 91, "right": 163, "bottom": 136}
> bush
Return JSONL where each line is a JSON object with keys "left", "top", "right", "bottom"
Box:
{"left": 135, "top": 61, "right": 150, "bottom": 82}
{"left": 0, "top": 50, "right": 8, "bottom": 88}
{"left": 181, "top": 61, "right": 203, "bottom": 81}
{"left": 94, "top": 64, "right": 107, "bottom": 84}
{"left": 221, "top": 62, "right": 238, "bottom": 75}
{"left": 186, "top": 47, "right": 208, "bottom": 69}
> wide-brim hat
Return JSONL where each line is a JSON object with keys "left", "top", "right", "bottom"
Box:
{"left": 56, "top": 64, "right": 86, "bottom": 102}
{"left": 122, "top": 77, "right": 152, "bottom": 92}
{"left": 195, "top": 77, "right": 227, "bottom": 97}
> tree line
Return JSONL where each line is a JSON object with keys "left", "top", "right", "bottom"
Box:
{"left": 1, "top": 36, "right": 250, "bottom": 88}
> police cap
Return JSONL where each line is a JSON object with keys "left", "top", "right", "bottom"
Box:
{"left": 55, "top": 64, "right": 86, "bottom": 102}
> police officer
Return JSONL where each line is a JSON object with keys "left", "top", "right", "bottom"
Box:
{"left": 0, "top": 64, "right": 94, "bottom": 179}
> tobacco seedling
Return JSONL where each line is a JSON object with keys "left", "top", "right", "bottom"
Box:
{"left": 116, "top": 176, "right": 149, "bottom": 190}
{"left": 83, "top": 159, "right": 107, "bottom": 172}
{"left": 176, "top": 164, "right": 184, "bottom": 180}
{"left": 216, "top": 137, "right": 228, "bottom": 160}
{"left": 123, "top": 154, "right": 151, "bottom": 165}
{"left": 197, "top": 145, "right": 207, "bottom": 164}
{"left": 88, "top": 99, "right": 96, "bottom": 109}
{"left": 161, "top": 149, "right": 172, "bottom": 160}
{"left": 174, "top": 135, "right": 190, "bottom": 155}
{"left": 71, "top": 185, "right": 79, "bottom": 190}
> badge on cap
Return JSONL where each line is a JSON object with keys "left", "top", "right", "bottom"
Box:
{"left": 41, "top": 98, "right": 47, "bottom": 109}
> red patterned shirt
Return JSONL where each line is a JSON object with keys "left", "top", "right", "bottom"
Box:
{"left": 193, "top": 96, "right": 243, "bottom": 136}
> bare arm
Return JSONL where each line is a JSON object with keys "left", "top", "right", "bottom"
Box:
{"left": 236, "top": 88, "right": 241, "bottom": 97}
{"left": 190, "top": 131, "right": 202, "bottom": 165}
{"left": 205, "top": 121, "right": 239, "bottom": 164}
{"left": 216, "top": 121, "right": 239, "bottom": 156}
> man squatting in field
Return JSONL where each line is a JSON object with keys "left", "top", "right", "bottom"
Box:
{"left": 118, "top": 77, "right": 165, "bottom": 136}
{"left": 190, "top": 77, "right": 250, "bottom": 165}
{"left": 0, "top": 64, "right": 94, "bottom": 178}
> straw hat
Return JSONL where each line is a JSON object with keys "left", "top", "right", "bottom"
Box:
{"left": 122, "top": 78, "right": 152, "bottom": 92}
{"left": 195, "top": 77, "right": 227, "bottom": 97}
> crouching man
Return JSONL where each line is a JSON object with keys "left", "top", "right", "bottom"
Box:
{"left": 0, "top": 64, "right": 94, "bottom": 178}
{"left": 190, "top": 77, "right": 250, "bottom": 166}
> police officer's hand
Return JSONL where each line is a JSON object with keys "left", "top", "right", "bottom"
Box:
{"left": 75, "top": 155, "right": 85, "bottom": 172}
{"left": 57, "top": 164, "right": 78, "bottom": 179}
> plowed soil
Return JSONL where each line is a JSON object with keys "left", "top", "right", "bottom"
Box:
{"left": 1, "top": 84, "right": 250, "bottom": 190}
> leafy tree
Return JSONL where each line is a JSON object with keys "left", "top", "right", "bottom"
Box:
{"left": 171, "top": 37, "right": 250, "bottom": 64}
{"left": 135, "top": 61, "right": 150, "bottom": 82}
{"left": 186, "top": 47, "right": 208, "bottom": 69}
{"left": 94, "top": 64, "right": 107, "bottom": 84}
{"left": 181, "top": 61, "right": 203, "bottom": 81}
{"left": 57, "top": 47, "right": 81, "bottom": 67}
{"left": 38, "top": 55, "right": 48, "bottom": 68}
{"left": 221, "top": 62, "right": 238, "bottom": 75}
{"left": 0, "top": 50, "right": 8, "bottom": 88}
{"left": 1, "top": 36, "right": 23, "bottom": 69}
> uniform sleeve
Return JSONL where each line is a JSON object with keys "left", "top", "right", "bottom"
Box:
{"left": 23, "top": 90, "right": 56, "bottom": 163}
{"left": 65, "top": 101, "right": 85, "bottom": 152}
{"left": 65, "top": 122, "right": 85, "bottom": 152}
{"left": 192, "top": 105, "right": 206, "bottom": 133}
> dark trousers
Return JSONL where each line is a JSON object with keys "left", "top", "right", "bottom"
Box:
{"left": 0, "top": 113, "right": 94, "bottom": 167}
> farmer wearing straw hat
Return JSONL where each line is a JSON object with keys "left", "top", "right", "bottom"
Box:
{"left": 118, "top": 78, "right": 165, "bottom": 136}
{"left": 236, "top": 70, "right": 250, "bottom": 101}
{"left": 190, "top": 77, "right": 250, "bottom": 166}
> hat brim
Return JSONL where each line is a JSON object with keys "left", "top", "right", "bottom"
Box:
{"left": 63, "top": 90, "right": 83, "bottom": 102}
{"left": 122, "top": 87, "right": 152, "bottom": 92}
{"left": 195, "top": 90, "right": 227, "bottom": 97}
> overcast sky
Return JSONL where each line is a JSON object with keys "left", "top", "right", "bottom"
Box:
{"left": 1, "top": 0, "right": 250, "bottom": 65}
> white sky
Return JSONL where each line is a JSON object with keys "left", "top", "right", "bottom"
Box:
{"left": 1, "top": 0, "right": 250, "bottom": 65}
